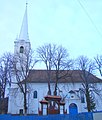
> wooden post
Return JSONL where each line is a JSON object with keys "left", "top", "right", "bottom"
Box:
{"left": 41, "top": 103, "right": 43, "bottom": 115}
{"left": 58, "top": 102, "right": 60, "bottom": 114}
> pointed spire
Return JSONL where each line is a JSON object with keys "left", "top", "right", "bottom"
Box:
{"left": 18, "top": 2, "right": 29, "bottom": 41}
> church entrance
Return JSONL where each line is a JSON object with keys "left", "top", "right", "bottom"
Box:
{"left": 69, "top": 103, "right": 78, "bottom": 114}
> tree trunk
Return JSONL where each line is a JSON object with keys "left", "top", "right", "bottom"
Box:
{"left": 47, "top": 70, "right": 51, "bottom": 95}
{"left": 86, "top": 88, "right": 91, "bottom": 112}
{"left": 54, "top": 81, "right": 57, "bottom": 96}
{"left": 24, "top": 84, "right": 27, "bottom": 115}
{"left": 54, "top": 71, "right": 59, "bottom": 96}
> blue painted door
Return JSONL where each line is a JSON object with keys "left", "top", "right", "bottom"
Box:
{"left": 69, "top": 103, "right": 78, "bottom": 114}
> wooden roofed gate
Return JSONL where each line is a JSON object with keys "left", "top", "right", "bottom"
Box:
{"left": 39, "top": 95, "right": 66, "bottom": 115}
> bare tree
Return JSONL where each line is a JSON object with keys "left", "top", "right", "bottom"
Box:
{"left": 12, "top": 49, "right": 37, "bottom": 115}
{"left": 37, "top": 44, "right": 56, "bottom": 95}
{"left": 37, "top": 44, "right": 73, "bottom": 96}
{"left": 76, "top": 55, "right": 98, "bottom": 112}
{"left": 0, "top": 53, "right": 13, "bottom": 98}
{"left": 94, "top": 55, "right": 102, "bottom": 77}
{"left": 53, "top": 45, "right": 73, "bottom": 96}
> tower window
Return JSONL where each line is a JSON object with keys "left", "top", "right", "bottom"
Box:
{"left": 33, "top": 91, "right": 37, "bottom": 99}
{"left": 20, "top": 46, "right": 24, "bottom": 53}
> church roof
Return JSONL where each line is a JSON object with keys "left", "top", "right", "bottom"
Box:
{"left": 22, "top": 70, "right": 102, "bottom": 83}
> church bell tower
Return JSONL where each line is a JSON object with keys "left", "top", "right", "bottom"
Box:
{"left": 14, "top": 3, "right": 31, "bottom": 58}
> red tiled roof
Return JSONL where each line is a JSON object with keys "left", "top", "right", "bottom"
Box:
{"left": 44, "top": 95, "right": 61, "bottom": 101}
{"left": 22, "top": 70, "right": 102, "bottom": 83}
{"left": 40, "top": 100, "right": 48, "bottom": 104}
{"left": 60, "top": 102, "right": 65, "bottom": 105}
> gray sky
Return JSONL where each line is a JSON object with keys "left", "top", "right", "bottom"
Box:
{"left": 0, "top": 0, "right": 102, "bottom": 59}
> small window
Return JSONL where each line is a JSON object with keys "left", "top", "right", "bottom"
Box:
{"left": 33, "top": 91, "right": 37, "bottom": 98}
{"left": 81, "top": 96, "right": 85, "bottom": 103}
{"left": 80, "top": 90, "right": 85, "bottom": 103}
{"left": 19, "top": 109, "right": 23, "bottom": 115}
{"left": 71, "top": 95, "right": 74, "bottom": 98}
{"left": 20, "top": 46, "right": 24, "bottom": 53}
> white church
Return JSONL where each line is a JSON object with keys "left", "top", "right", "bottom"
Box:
{"left": 8, "top": 4, "right": 102, "bottom": 115}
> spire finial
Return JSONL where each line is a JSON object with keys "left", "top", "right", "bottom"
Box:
{"left": 26, "top": 0, "right": 28, "bottom": 7}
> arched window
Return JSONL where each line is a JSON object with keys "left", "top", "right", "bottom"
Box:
{"left": 20, "top": 46, "right": 24, "bottom": 53}
{"left": 33, "top": 91, "right": 37, "bottom": 98}
{"left": 80, "top": 89, "right": 85, "bottom": 103}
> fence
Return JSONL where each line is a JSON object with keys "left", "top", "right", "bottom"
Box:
{"left": 0, "top": 112, "right": 93, "bottom": 120}
{"left": 93, "top": 111, "right": 102, "bottom": 120}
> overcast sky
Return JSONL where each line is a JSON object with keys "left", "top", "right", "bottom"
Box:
{"left": 0, "top": 0, "right": 102, "bottom": 59}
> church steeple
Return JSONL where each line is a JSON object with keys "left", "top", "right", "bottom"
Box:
{"left": 18, "top": 3, "right": 29, "bottom": 41}
{"left": 14, "top": 3, "right": 31, "bottom": 55}
{"left": 12, "top": 2, "right": 31, "bottom": 87}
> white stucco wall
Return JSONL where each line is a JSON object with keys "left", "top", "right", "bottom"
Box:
{"left": 8, "top": 82, "right": 102, "bottom": 114}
